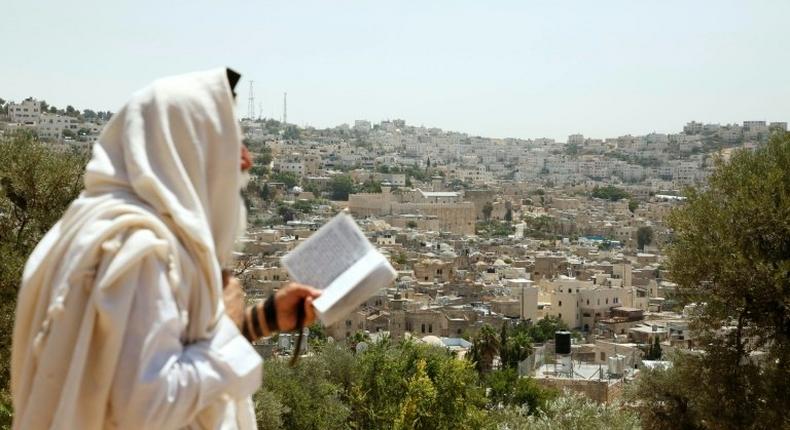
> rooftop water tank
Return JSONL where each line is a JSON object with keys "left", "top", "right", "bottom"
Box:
{"left": 555, "top": 331, "right": 571, "bottom": 355}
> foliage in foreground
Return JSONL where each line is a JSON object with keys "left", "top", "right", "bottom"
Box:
{"left": 255, "top": 340, "right": 492, "bottom": 430}
{"left": 0, "top": 131, "right": 87, "bottom": 428}
{"left": 254, "top": 338, "right": 641, "bottom": 430}
{"left": 628, "top": 132, "right": 790, "bottom": 429}
{"left": 492, "top": 390, "right": 640, "bottom": 430}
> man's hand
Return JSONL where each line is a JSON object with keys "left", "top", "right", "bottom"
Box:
{"left": 274, "top": 283, "right": 322, "bottom": 332}
{"left": 222, "top": 271, "right": 246, "bottom": 330}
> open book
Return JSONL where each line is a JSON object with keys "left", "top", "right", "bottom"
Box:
{"left": 281, "top": 212, "right": 397, "bottom": 327}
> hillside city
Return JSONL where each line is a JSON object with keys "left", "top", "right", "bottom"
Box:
{"left": 0, "top": 96, "right": 787, "bottom": 427}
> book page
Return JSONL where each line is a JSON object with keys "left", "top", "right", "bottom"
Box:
{"left": 281, "top": 212, "right": 373, "bottom": 289}
{"left": 281, "top": 212, "right": 397, "bottom": 326}
{"left": 314, "top": 259, "right": 396, "bottom": 326}
{"left": 311, "top": 250, "right": 383, "bottom": 312}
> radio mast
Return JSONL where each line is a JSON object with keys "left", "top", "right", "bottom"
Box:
{"left": 247, "top": 81, "right": 255, "bottom": 120}
{"left": 282, "top": 92, "right": 287, "bottom": 125}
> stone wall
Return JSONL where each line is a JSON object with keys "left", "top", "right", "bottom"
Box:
{"left": 536, "top": 378, "right": 625, "bottom": 403}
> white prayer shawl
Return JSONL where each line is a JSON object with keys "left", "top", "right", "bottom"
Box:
{"left": 12, "top": 68, "right": 262, "bottom": 429}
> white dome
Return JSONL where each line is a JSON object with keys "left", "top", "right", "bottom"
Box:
{"left": 421, "top": 335, "right": 444, "bottom": 347}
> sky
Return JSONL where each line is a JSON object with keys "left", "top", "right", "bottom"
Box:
{"left": 2, "top": 1, "right": 789, "bottom": 141}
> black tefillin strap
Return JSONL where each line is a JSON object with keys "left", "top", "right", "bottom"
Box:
{"left": 288, "top": 299, "right": 306, "bottom": 367}
{"left": 242, "top": 293, "right": 305, "bottom": 366}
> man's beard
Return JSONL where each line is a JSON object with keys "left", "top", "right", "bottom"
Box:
{"left": 235, "top": 171, "right": 250, "bottom": 243}
{"left": 236, "top": 199, "right": 248, "bottom": 240}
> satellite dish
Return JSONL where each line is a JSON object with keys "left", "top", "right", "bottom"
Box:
{"left": 356, "top": 341, "right": 369, "bottom": 354}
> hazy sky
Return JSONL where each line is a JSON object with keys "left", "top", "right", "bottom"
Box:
{"left": 3, "top": 1, "right": 789, "bottom": 140}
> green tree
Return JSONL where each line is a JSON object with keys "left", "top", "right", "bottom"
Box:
{"left": 591, "top": 185, "right": 630, "bottom": 201}
{"left": 259, "top": 355, "right": 350, "bottom": 430}
{"left": 504, "top": 331, "right": 532, "bottom": 369}
{"left": 482, "top": 201, "right": 493, "bottom": 222}
{"left": 499, "top": 322, "right": 510, "bottom": 370}
{"left": 359, "top": 179, "right": 382, "bottom": 193}
{"left": 348, "top": 339, "right": 489, "bottom": 429}
{"left": 393, "top": 359, "right": 437, "bottom": 430}
{"left": 271, "top": 171, "right": 299, "bottom": 188}
{"left": 394, "top": 251, "right": 408, "bottom": 265}
{"left": 522, "top": 316, "right": 568, "bottom": 343}
{"left": 468, "top": 324, "right": 500, "bottom": 374}
{"left": 406, "top": 220, "right": 418, "bottom": 229}
{"left": 631, "top": 132, "right": 790, "bottom": 429}
{"left": 636, "top": 226, "right": 654, "bottom": 250}
{"left": 518, "top": 390, "right": 640, "bottom": 430}
{"left": 259, "top": 182, "right": 271, "bottom": 201}
{"left": 307, "top": 322, "right": 326, "bottom": 342}
{"left": 250, "top": 146, "right": 273, "bottom": 176}
{"left": 292, "top": 199, "right": 315, "bottom": 213}
{"left": 0, "top": 130, "right": 87, "bottom": 425}
{"left": 644, "top": 336, "right": 663, "bottom": 360}
{"left": 486, "top": 368, "right": 555, "bottom": 413}
{"left": 628, "top": 199, "right": 639, "bottom": 213}
{"left": 282, "top": 125, "right": 300, "bottom": 140}
{"left": 627, "top": 353, "right": 704, "bottom": 430}
{"left": 82, "top": 109, "right": 97, "bottom": 120}
{"left": 329, "top": 175, "right": 354, "bottom": 201}
{"left": 253, "top": 389, "right": 284, "bottom": 430}
{"left": 498, "top": 321, "right": 534, "bottom": 370}
{"left": 277, "top": 203, "right": 296, "bottom": 222}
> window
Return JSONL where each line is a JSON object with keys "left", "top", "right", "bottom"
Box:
{"left": 558, "top": 300, "right": 562, "bottom": 307}
{"left": 606, "top": 298, "right": 609, "bottom": 304}
{"left": 586, "top": 299, "right": 590, "bottom": 305}
{"left": 558, "top": 313, "right": 562, "bottom": 319}
{"left": 428, "top": 324, "right": 433, "bottom": 333}
{"left": 600, "top": 352, "right": 605, "bottom": 361}
{"left": 346, "top": 320, "right": 352, "bottom": 327}
{"left": 421, "top": 323, "right": 426, "bottom": 333}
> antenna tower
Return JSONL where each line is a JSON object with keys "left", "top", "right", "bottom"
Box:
{"left": 247, "top": 81, "right": 255, "bottom": 120}
{"left": 282, "top": 92, "right": 287, "bottom": 125}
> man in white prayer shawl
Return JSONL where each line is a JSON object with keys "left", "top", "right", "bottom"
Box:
{"left": 10, "top": 68, "right": 321, "bottom": 429}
